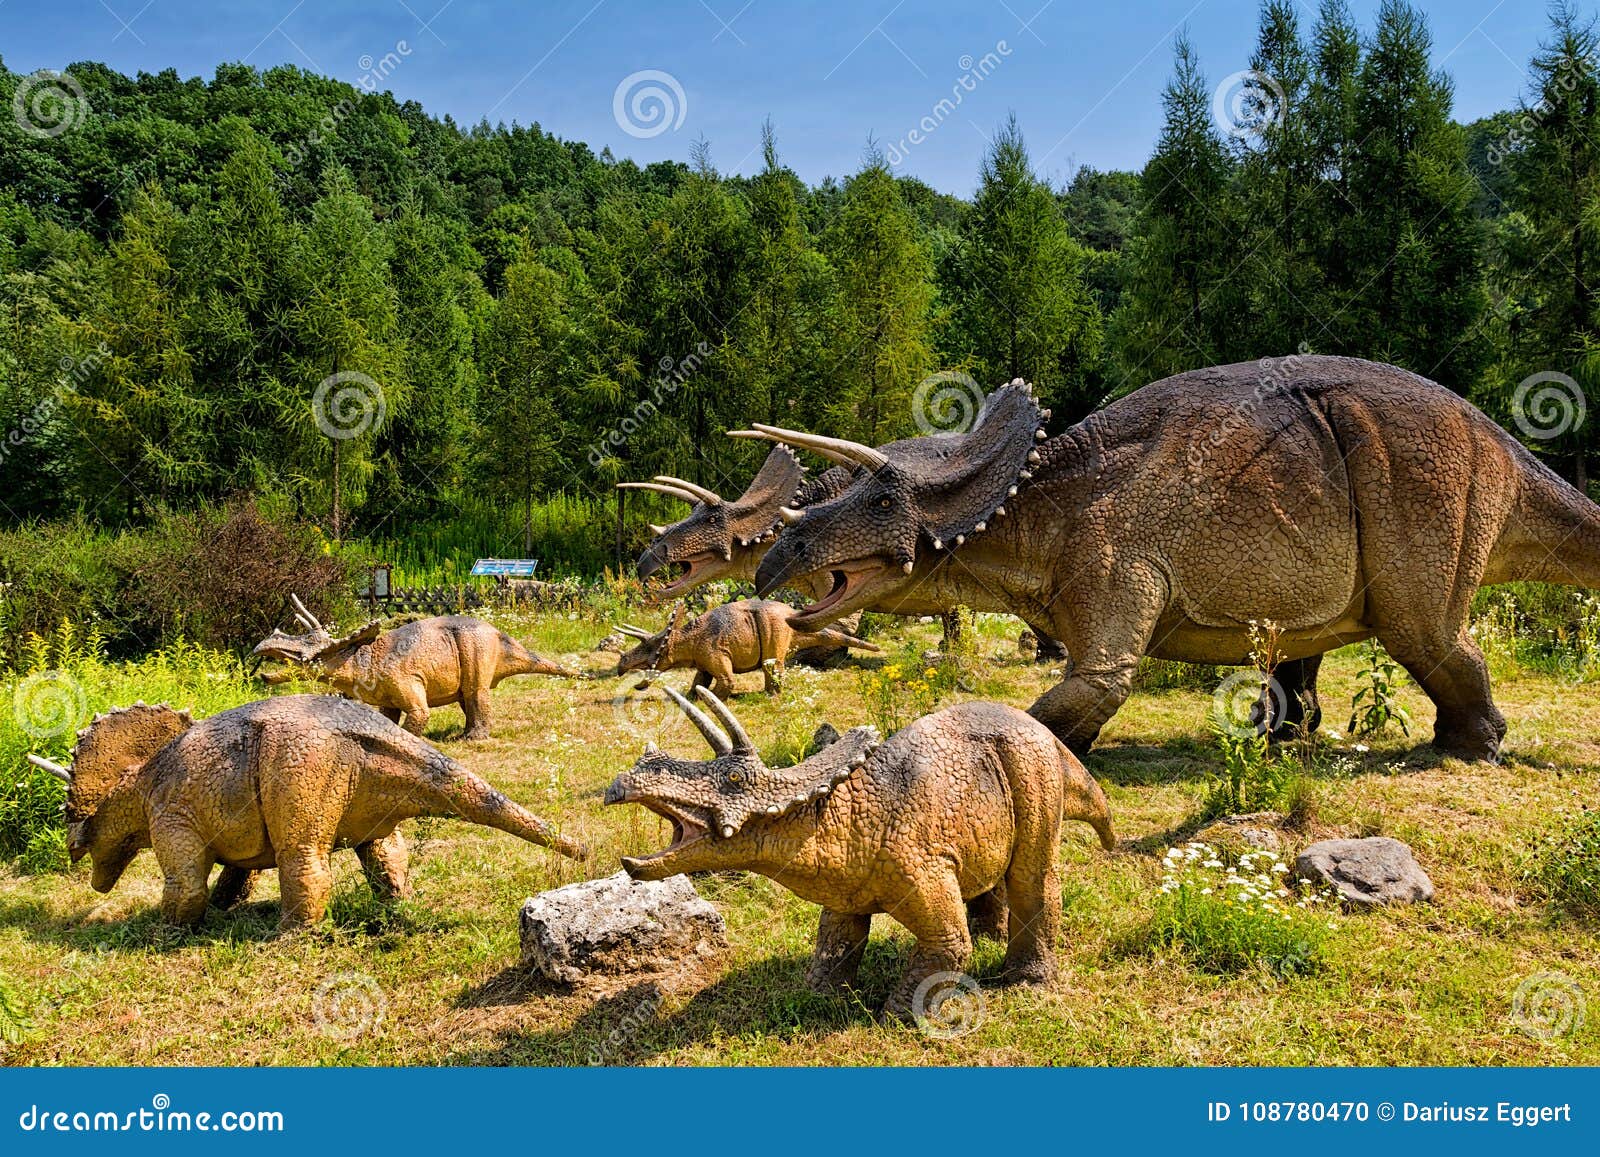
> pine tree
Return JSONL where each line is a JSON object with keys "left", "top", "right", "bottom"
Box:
{"left": 1508, "top": 2, "right": 1600, "bottom": 487}
{"left": 950, "top": 115, "right": 1103, "bottom": 419}
{"left": 291, "top": 166, "right": 400, "bottom": 539}
{"left": 824, "top": 146, "right": 934, "bottom": 443}
{"left": 1347, "top": 0, "right": 1485, "bottom": 385}
{"left": 1110, "top": 33, "right": 1238, "bottom": 387}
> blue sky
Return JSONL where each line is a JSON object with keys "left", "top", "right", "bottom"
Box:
{"left": 0, "top": 0, "right": 1551, "bottom": 193}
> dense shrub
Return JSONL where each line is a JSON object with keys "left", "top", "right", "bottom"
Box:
{"left": 0, "top": 498, "right": 354, "bottom": 660}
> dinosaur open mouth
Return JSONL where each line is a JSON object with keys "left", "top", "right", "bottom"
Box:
{"left": 653, "top": 551, "right": 717, "bottom": 597}
{"left": 619, "top": 799, "right": 711, "bottom": 861}
{"left": 800, "top": 561, "right": 885, "bottom": 620}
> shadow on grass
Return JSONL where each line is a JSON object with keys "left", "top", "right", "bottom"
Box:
{"left": 0, "top": 874, "right": 453, "bottom": 953}
{"left": 442, "top": 935, "right": 964, "bottom": 1065}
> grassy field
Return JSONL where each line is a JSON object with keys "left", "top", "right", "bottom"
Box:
{"left": 1, "top": 609, "right": 1597, "bottom": 1066}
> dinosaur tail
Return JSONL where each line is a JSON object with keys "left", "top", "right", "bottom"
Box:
{"left": 501, "top": 632, "right": 582, "bottom": 679}
{"left": 432, "top": 761, "right": 587, "bottom": 860}
{"left": 1056, "top": 740, "right": 1116, "bottom": 851}
{"left": 1491, "top": 450, "right": 1600, "bottom": 589}
{"left": 812, "top": 628, "right": 880, "bottom": 652}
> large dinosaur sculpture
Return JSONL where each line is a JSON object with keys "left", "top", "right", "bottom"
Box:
{"left": 615, "top": 598, "right": 878, "bottom": 697}
{"left": 605, "top": 687, "right": 1114, "bottom": 1019}
{"left": 28, "top": 696, "right": 585, "bottom": 928}
{"left": 619, "top": 447, "right": 1068, "bottom": 659}
{"left": 746, "top": 355, "right": 1600, "bottom": 762}
{"left": 253, "top": 600, "right": 578, "bottom": 739}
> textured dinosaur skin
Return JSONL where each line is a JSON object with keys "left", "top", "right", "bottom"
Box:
{"left": 254, "top": 614, "right": 577, "bottom": 739}
{"left": 616, "top": 599, "right": 879, "bottom": 697}
{"left": 755, "top": 356, "right": 1600, "bottom": 761}
{"left": 627, "top": 447, "right": 1065, "bottom": 658}
{"left": 60, "top": 696, "right": 585, "bottom": 929}
{"left": 605, "top": 689, "right": 1115, "bottom": 1018}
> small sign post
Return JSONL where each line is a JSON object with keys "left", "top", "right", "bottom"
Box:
{"left": 470, "top": 559, "right": 540, "bottom": 578}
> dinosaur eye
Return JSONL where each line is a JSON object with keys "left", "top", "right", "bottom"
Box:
{"left": 877, "top": 497, "right": 892, "bottom": 509}
{"left": 726, "top": 769, "right": 742, "bottom": 784}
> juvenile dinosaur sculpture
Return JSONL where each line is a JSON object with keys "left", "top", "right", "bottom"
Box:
{"left": 605, "top": 688, "right": 1115, "bottom": 1019}
{"left": 28, "top": 696, "right": 585, "bottom": 929}
{"left": 253, "top": 598, "right": 578, "bottom": 739}
{"left": 746, "top": 356, "right": 1600, "bottom": 761}
{"left": 614, "top": 599, "right": 878, "bottom": 697}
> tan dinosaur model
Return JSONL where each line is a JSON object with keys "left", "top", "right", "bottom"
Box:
{"left": 253, "top": 597, "right": 578, "bottom": 739}
{"left": 28, "top": 696, "right": 585, "bottom": 929}
{"left": 749, "top": 356, "right": 1600, "bottom": 761}
{"left": 605, "top": 687, "right": 1115, "bottom": 1020}
{"left": 614, "top": 599, "right": 878, "bottom": 697}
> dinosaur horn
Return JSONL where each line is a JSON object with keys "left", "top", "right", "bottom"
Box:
{"left": 648, "top": 523, "right": 669, "bottom": 536}
{"left": 617, "top": 481, "right": 702, "bottom": 505}
{"left": 777, "top": 505, "right": 805, "bottom": 525}
{"left": 288, "top": 593, "right": 324, "bottom": 631}
{"left": 693, "top": 686, "right": 753, "bottom": 753}
{"left": 662, "top": 685, "right": 732, "bottom": 757}
{"left": 616, "top": 624, "right": 654, "bottom": 640}
{"left": 292, "top": 612, "right": 318, "bottom": 632}
{"left": 652, "top": 476, "right": 722, "bottom": 506}
{"left": 27, "top": 754, "right": 72, "bottom": 783}
{"left": 748, "top": 423, "right": 889, "bottom": 472}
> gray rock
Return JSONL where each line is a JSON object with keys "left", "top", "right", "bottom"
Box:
{"left": 807, "top": 722, "right": 840, "bottom": 755}
{"left": 519, "top": 871, "right": 727, "bottom": 983}
{"left": 1195, "top": 812, "right": 1284, "bottom": 854}
{"left": 1294, "top": 836, "right": 1434, "bottom": 907}
{"left": 594, "top": 631, "right": 627, "bottom": 653}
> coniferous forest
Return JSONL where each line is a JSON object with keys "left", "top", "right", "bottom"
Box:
{"left": 0, "top": 0, "right": 1593, "bottom": 577}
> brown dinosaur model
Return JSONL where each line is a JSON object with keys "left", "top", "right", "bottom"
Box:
{"left": 28, "top": 696, "right": 585, "bottom": 929}
{"left": 253, "top": 598, "right": 578, "bottom": 739}
{"left": 747, "top": 356, "right": 1600, "bottom": 761}
{"left": 614, "top": 599, "right": 879, "bottom": 697}
{"left": 605, "top": 687, "right": 1115, "bottom": 1019}
{"left": 621, "top": 447, "right": 1068, "bottom": 659}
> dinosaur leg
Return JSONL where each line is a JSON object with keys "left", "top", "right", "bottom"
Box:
{"left": 806, "top": 909, "right": 871, "bottom": 994}
{"left": 1382, "top": 625, "right": 1505, "bottom": 761}
{"left": 690, "top": 669, "right": 710, "bottom": 693}
{"left": 399, "top": 690, "right": 430, "bottom": 737}
{"left": 1025, "top": 621, "right": 1069, "bottom": 664}
{"left": 1256, "top": 654, "right": 1324, "bottom": 741}
{"left": 461, "top": 689, "right": 493, "bottom": 741}
{"left": 153, "top": 826, "right": 214, "bottom": 927}
{"left": 356, "top": 829, "right": 411, "bottom": 900}
{"left": 1028, "top": 594, "right": 1160, "bottom": 754}
{"left": 704, "top": 657, "right": 737, "bottom": 700}
{"left": 999, "top": 857, "right": 1059, "bottom": 988}
{"left": 208, "top": 866, "right": 259, "bottom": 910}
{"left": 882, "top": 873, "right": 973, "bottom": 1022}
{"left": 966, "top": 883, "right": 1008, "bottom": 941}
{"left": 276, "top": 844, "right": 336, "bottom": 930}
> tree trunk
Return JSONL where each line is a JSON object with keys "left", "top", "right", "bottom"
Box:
{"left": 332, "top": 438, "right": 342, "bottom": 543}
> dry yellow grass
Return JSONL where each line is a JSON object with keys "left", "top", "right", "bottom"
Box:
{"left": 2, "top": 611, "right": 1596, "bottom": 1066}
